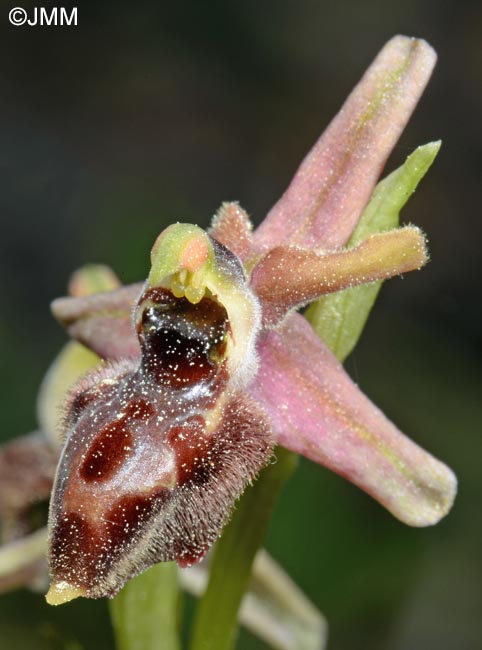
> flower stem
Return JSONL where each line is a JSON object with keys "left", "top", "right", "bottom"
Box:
{"left": 109, "top": 561, "right": 181, "bottom": 650}
{"left": 189, "top": 446, "right": 298, "bottom": 650}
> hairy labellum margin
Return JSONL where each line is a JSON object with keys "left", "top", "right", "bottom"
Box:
{"left": 46, "top": 229, "right": 273, "bottom": 604}
{"left": 32, "top": 36, "right": 456, "bottom": 607}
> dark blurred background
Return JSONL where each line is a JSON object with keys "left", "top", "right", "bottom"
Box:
{"left": 0, "top": 1, "right": 481, "bottom": 648}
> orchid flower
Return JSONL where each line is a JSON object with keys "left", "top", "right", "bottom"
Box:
{"left": 0, "top": 36, "right": 456, "bottom": 615}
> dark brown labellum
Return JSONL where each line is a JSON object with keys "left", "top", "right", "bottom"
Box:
{"left": 48, "top": 272, "right": 272, "bottom": 601}
{"left": 138, "top": 288, "right": 229, "bottom": 386}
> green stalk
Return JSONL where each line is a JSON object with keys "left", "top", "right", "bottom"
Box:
{"left": 109, "top": 561, "right": 181, "bottom": 650}
{"left": 189, "top": 447, "right": 298, "bottom": 650}
{"left": 108, "top": 144, "right": 440, "bottom": 650}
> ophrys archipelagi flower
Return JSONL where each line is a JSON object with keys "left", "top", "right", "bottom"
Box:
{"left": 0, "top": 36, "right": 456, "bottom": 607}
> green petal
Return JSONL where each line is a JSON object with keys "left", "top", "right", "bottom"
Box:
{"left": 305, "top": 141, "right": 441, "bottom": 361}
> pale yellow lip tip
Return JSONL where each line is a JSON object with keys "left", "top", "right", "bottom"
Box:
{"left": 45, "top": 581, "right": 85, "bottom": 606}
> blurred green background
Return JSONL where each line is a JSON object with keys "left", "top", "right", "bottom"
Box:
{"left": 1, "top": 0, "right": 481, "bottom": 648}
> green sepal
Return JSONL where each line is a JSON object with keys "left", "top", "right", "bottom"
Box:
{"left": 305, "top": 141, "right": 440, "bottom": 361}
